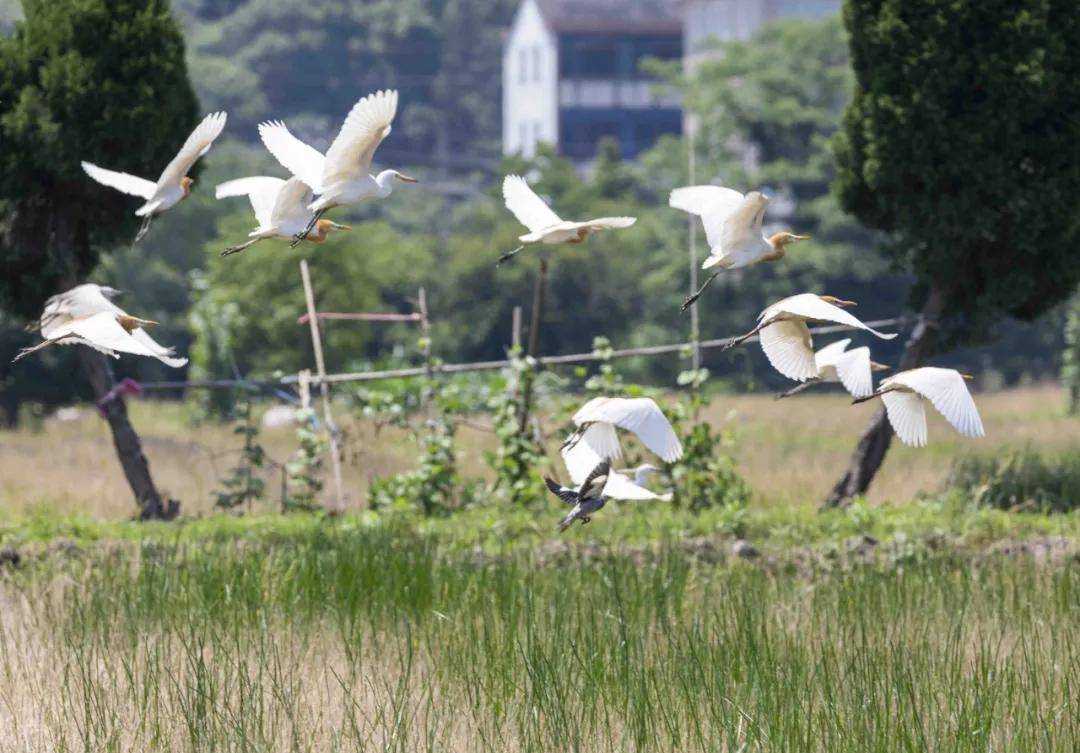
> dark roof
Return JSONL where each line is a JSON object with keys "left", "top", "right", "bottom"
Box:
{"left": 535, "top": 0, "right": 683, "bottom": 35}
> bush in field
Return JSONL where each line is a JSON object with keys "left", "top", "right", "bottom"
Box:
{"left": 946, "top": 448, "right": 1080, "bottom": 514}
{"left": 368, "top": 414, "right": 472, "bottom": 516}
{"left": 212, "top": 391, "right": 267, "bottom": 511}
{"left": 485, "top": 347, "right": 548, "bottom": 506}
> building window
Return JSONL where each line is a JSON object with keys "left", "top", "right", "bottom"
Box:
{"left": 533, "top": 47, "right": 542, "bottom": 83}
{"left": 519, "top": 122, "right": 528, "bottom": 153}
{"left": 519, "top": 48, "right": 528, "bottom": 84}
{"left": 534, "top": 121, "right": 542, "bottom": 145}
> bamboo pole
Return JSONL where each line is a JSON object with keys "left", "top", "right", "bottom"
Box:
{"left": 137, "top": 318, "right": 904, "bottom": 391}
{"left": 299, "top": 260, "right": 346, "bottom": 513}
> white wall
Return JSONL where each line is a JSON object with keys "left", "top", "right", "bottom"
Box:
{"left": 502, "top": 0, "right": 559, "bottom": 157}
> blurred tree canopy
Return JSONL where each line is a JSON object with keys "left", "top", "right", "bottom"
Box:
{"left": 826, "top": 0, "right": 1080, "bottom": 504}
{"left": 834, "top": 0, "right": 1080, "bottom": 341}
{"left": 173, "top": 0, "right": 516, "bottom": 170}
{"left": 0, "top": 0, "right": 199, "bottom": 316}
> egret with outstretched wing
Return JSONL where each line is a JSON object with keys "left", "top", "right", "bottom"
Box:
{"left": 776, "top": 338, "right": 889, "bottom": 399}
{"left": 854, "top": 368, "right": 984, "bottom": 447}
{"left": 561, "top": 397, "right": 682, "bottom": 484}
{"left": 497, "top": 175, "right": 636, "bottom": 265}
{"left": 82, "top": 111, "right": 227, "bottom": 243}
{"left": 725, "top": 294, "right": 896, "bottom": 382}
{"left": 259, "top": 90, "right": 416, "bottom": 246}
{"left": 34, "top": 284, "right": 186, "bottom": 368}
{"left": 669, "top": 184, "right": 808, "bottom": 310}
{"left": 215, "top": 176, "right": 350, "bottom": 256}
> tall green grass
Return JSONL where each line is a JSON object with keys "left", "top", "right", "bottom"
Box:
{"left": 2, "top": 528, "right": 1077, "bottom": 751}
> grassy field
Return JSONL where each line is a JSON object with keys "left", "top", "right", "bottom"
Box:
{"left": 1, "top": 525, "right": 1077, "bottom": 752}
{"left": 1, "top": 384, "right": 1075, "bottom": 518}
{"left": 2, "top": 384, "right": 1078, "bottom": 751}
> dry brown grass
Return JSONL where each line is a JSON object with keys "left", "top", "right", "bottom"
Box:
{"left": 0, "top": 384, "right": 1071, "bottom": 519}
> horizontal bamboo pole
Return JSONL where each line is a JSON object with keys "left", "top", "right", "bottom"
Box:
{"left": 138, "top": 318, "right": 902, "bottom": 391}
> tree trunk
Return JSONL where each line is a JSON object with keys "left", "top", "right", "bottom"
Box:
{"left": 821, "top": 285, "right": 950, "bottom": 509}
{"left": 76, "top": 336, "right": 178, "bottom": 520}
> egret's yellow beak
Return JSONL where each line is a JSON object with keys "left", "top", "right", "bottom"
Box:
{"left": 397, "top": 173, "right": 419, "bottom": 183}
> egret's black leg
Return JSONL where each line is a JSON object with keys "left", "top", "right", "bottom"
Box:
{"left": 496, "top": 246, "right": 524, "bottom": 267}
{"left": 681, "top": 271, "right": 720, "bottom": 312}
{"left": 291, "top": 209, "right": 326, "bottom": 248}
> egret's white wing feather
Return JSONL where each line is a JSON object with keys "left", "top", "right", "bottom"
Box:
{"left": 886, "top": 368, "right": 985, "bottom": 439}
{"left": 763, "top": 294, "right": 897, "bottom": 340}
{"left": 833, "top": 347, "right": 875, "bottom": 398}
{"left": 602, "top": 472, "right": 669, "bottom": 501}
{"left": 881, "top": 390, "right": 928, "bottom": 447}
{"left": 572, "top": 397, "right": 682, "bottom": 463}
{"left": 157, "top": 111, "right": 227, "bottom": 188}
{"left": 259, "top": 121, "right": 326, "bottom": 192}
{"left": 321, "top": 90, "right": 398, "bottom": 188}
{"left": 562, "top": 423, "right": 621, "bottom": 486}
{"left": 812, "top": 338, "right": 852, "bottom": 368}
{"left": 561, "top": 217, "right": 637, "bottom": 231}
{"left": 269, "top": 177, "right": 315, "bottom": 228}
{"left": 81, "top": 162, "right": 156, "bottom": 199}
{"left": 719, "top": 191, "right": 769, "bottom": 249}
{"left": 668, "top": 185, "right": 745, "bottom": 248}
{"left": 759, "top": 320, "right": 818, "bottom": 382}
{"left": 503, "top": 175, "right": 563, "bottom": 232}
{"left": 215, "top": 176, "right": 286, "bottom": 228}
{"left": 127, "top": 329, "right": 188, "bottom": 368}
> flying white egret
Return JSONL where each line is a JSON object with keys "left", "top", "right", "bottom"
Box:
{"left": 775, "top": 338, "right": 889, "bottom": 399}
{"left": 258, "top": 90, "right": 416, "bottom": 246}
{"left": 35, "top": 283, "right": 186, "bottom": 368}
{"left": 497, "top": 175, "right": 636, "bottom": 265}
{"left": 81, "top": 111, "right": 228, "bottom": 243}
{"left": 669, "top": 185, "right": 808, "bottom": 310}
{"left": 215, "top": 176, "right": 350, "bottom": 256}
{"left": 561, "top": 397, "right": 683, "bottom": 484}
{"left": 853, "top": 367, "right": 985, "bottom": 447}
{"left": 544, "top": 459, "right": 612, "bottom": 532}
{"left": 13, "top": 311, "right": 172, "bottom": 364}
{"left": 724, "top": 294, "right": 897, "bottom": 382}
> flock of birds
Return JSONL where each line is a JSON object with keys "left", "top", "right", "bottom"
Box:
{"left": 13, "top": 89, "right": 985, "bottom": 532}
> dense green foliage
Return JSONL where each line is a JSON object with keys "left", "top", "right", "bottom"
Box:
{"left": 174, "top": 0, "right": 516, "bottom": 168}
{"left": 1063, "top": 289, "right": 1080, "bottom": 413}
{"left": 833, "top": 0, "right": 1080, "bottom": 341}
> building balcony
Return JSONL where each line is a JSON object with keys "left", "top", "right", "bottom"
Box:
{"left": 558, "top": 78, "right": 680, "bottom": 110}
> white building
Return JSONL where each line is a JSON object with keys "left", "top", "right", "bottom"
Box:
{"left": 502, "top": 0, "right": 683, "bottom": 160}
{"left": 503, "top": 0, "right": 842, "bottom": 161}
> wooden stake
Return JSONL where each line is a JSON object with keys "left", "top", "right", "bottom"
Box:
{"left": 687, "top": 125, "right": 701, "bottom": 373}
{"left": 519, "top": 258, "right": 548, "bottom": 433}
{"left": 511, "top": 306, "right": 522, "bottom": 351}
{"left": 299, "top": 260, "right": 346, "bottom": 513}
{"left": 418, "top": 287, "right": 433, "bottom": 415}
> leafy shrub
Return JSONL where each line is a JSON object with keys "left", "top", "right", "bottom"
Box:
{"left": 213, "top": 393, "right": 266, "bottom": 511}
{"left": 946, "top": 448, "right": 1080, "bottom": 513}
{"left": 485, "top": 347, "right": 548, "bottom": 506}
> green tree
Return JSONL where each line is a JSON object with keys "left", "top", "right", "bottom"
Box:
{"left": 0, "top": 0, "right": 200, "bottom": 518}
{"left": 825, "top": 0, "right": 1080, "bottom": 505}
{"left": 1063, "top": 289, "right": 1080, "bottom": 415}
